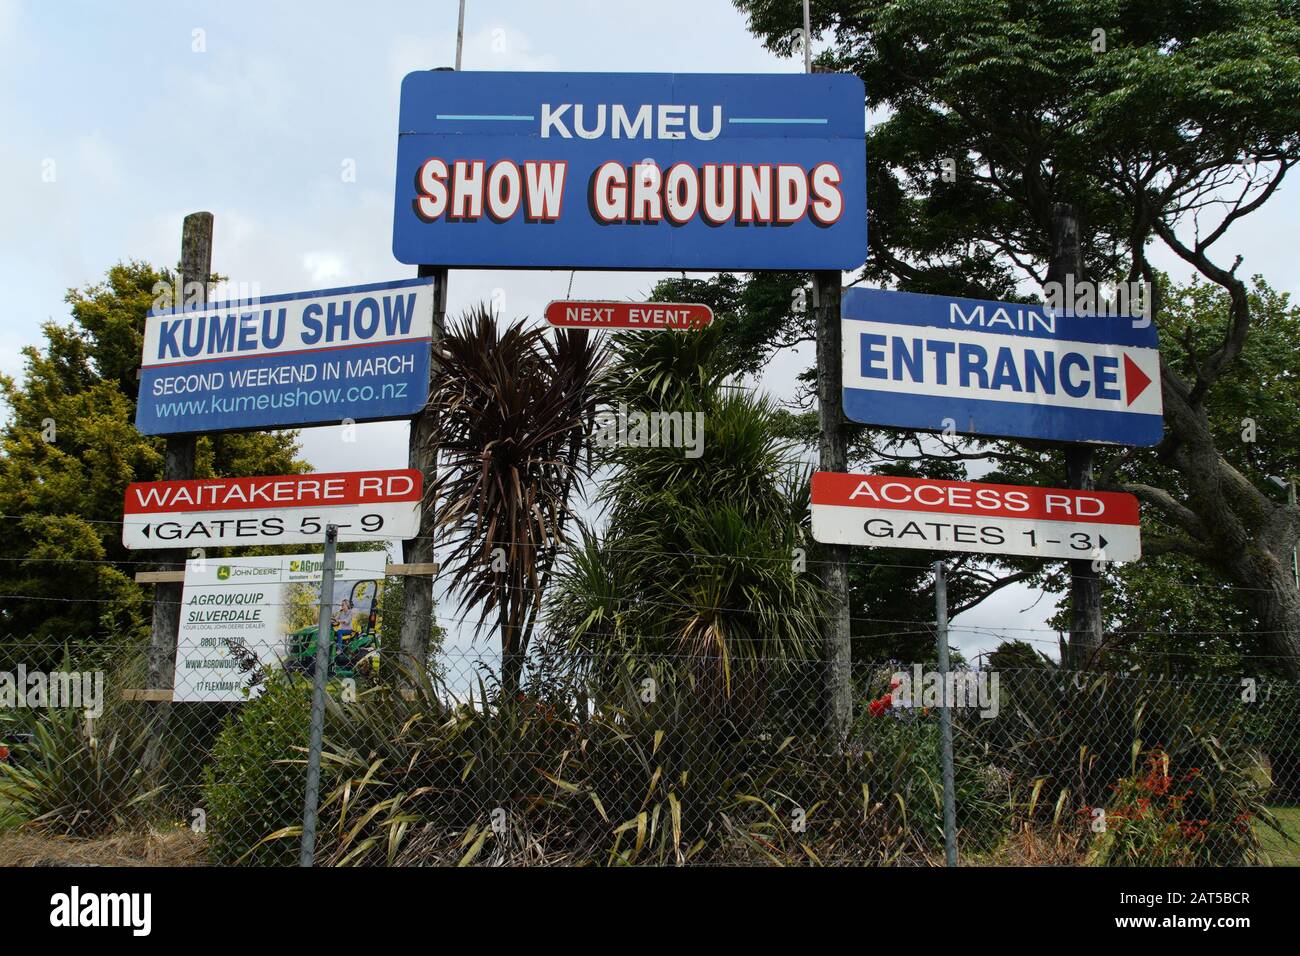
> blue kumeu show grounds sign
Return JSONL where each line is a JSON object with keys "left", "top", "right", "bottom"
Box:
{"left": 842, "top": 288, "right": 1163, "bottom": 446}
{"left": 392, "top": 71, "right": 866, "bottom": 270}
{"left": 136, "top": 278, "right": 435, "bottom": 435}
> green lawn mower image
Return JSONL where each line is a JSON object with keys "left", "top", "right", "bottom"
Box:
{"left": 282, "top": 579, "right": 381, "bottom": 679}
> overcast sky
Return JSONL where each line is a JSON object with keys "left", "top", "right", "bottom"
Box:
{"left": 3, "top": 0, "right": 1296, "bottom": 665}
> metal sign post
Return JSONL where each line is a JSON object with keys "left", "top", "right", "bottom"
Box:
{"left": 300, "top": 523, "right": 339, "bottom": 867}
{"left": 934, "top": 560, "right": 958, "bottom": 867}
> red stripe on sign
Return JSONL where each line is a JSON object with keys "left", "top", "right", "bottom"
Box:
{"left": 811, "top": 472, "right": 1140, "bottom": 526}
{"left": 123, "top": 469, "right": 423, "bottom": 514}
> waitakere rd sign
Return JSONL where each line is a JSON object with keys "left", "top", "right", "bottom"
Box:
{"left": 544, "top": 300, "right": 712, "bottom": 330}
{"left": 135, "top": 278, "right": 435, "bottom": 435}
{"left": 122, "top": 469, "right": 422, "bottom": 549}
{"left": 811, "top": 472, "right": 1142, "bottom": 562}
{"left": 392, "top": 71, "right": 866, "bottom": 270}
{"left": 841, "top": 288, "right": 1163, "bottom": 446}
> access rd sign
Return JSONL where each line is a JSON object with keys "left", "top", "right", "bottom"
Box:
{"left": 810, "top": 472, "right": 1141, "bottom": 561}
{"left": 841, "top": 288, "right": 1162, "bottom": 446}
{"left": 392, "top": 71, "right": 866, "bottom": 270}
{"left": 543, "top": 300, "right": 712, "bottom": 330}
{"left": 135, "top": 278, "right": 435, "bottom": 436}
{"left": 122, "top": 469, "right": 422, "bottom": 549}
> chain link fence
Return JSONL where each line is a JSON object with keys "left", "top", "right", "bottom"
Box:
{"left": 1, "top": 638, "right": 1298, "bottom": 866}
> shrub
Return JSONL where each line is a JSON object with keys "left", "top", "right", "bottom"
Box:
{"left": 202, "top": 675, "right": 315, "bottom": 865}
{"left": 280, "top": 666, "right": 1008, "bottom": 867}
{"left": 0, "top": 705, "right": 158, "bottom": 837}
{"left": 1086, "top": 747, "right": 1274, "bottom": 866}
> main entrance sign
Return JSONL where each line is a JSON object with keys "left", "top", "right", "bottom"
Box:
{"left": 811, "top": 472, "right": 1142, "bottom": 561}
{"left": 392, "top": 71, "right": 866, "bottom": 270}
{"left": 136, "top": 278, "right": 435, "bottom": 435}
{"left": 841, "top": 288, "right": 1163, "bottom": 446}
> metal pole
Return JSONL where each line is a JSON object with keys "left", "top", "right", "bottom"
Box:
{"left": 802, "top": 0, "right": 812, "bottom": 73}
{"left": 455, "top": 0, "right": 466, "bottom": 71}
{"left": 300, "top": 524, "right": 339, "bottom": 867}
{"left": 934, "top": 560, "right": 958, "bottom": 867}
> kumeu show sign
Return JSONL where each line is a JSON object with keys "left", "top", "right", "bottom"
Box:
{"left": 391, "top": 71, "right": 867, "bottom": 270}
{"left": 841, "top": 288, "right": 1163, "bottom": 446}
{"left": 135, "top": 278, "right": 435, "bottom": 435}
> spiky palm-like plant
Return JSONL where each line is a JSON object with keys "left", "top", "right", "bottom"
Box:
{"left": 428, "top": 306, "right": 607, "bottom": 697}
{"left": 546, "top": 316, "right": 824, "bottom": 722}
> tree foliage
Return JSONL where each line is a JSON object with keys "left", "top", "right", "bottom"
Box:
{"left": 0, "top": 262, "right": 303, "bottom": 661}
{"left": 732, "top": 0, "right": 1300, "bottom": 673}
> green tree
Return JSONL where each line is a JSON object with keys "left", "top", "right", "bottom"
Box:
{"left": 546, "top": 317, "right": 826, "bottom": 723}
{"left": 0, "top": 261, "right": 304, "bottom": 665}
{"left": 735, "top": 0, "right": 1300, "bottom": 674}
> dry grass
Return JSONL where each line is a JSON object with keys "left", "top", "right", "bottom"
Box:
{"left": 977, "top": 825, "right": 1089, "bottom": 866}
{"left": 0, "top": 827, "right": 207, "bottom": 867}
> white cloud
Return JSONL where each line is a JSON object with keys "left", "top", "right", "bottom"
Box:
{"left": 467, "top": 24, "right": 560, "bottom": 71}
{"left": 301, "top": 250, "right": 348, "bottom": 284}
{"left": 388, "top": 33, "right": 454, "bottom": 92}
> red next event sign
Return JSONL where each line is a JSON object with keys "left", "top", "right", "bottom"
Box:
{"left": 544, "top": 300, "right": 713, "bottom": 330}
{"left": 122, "top": 469, "right": 422, "bottom": 550}
{"left": 810, "top": 472, "right": 1141, "bottom": 562}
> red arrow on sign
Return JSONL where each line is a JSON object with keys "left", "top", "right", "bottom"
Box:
{"left": 1124, "top": 353, "right": 1152, "bottom": 406}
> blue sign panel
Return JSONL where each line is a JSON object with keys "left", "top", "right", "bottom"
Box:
{"left": 392, "top": 71, "right": 866, "bottom": 270}
{"left": 842, "top": 288, "right": 1163, "bottom": 446}
{"left": 136, "top": 278, "right": 435, "bottom": 436}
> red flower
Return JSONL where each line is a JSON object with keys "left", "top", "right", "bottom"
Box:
{"left": 868, "top": 696, "right": 891, "bottom": 718}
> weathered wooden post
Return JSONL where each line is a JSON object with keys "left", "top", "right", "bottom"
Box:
{"left": 815, "top": 270, "right": 852, "bottom": 743}
{"left": 142, "top": 211, "right": 210, "bottom": 774}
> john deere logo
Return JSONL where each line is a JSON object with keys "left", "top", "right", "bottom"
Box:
{"left": 217, "top": 566, "right": 232, "bottom": 580}
{"left": 290, "top": 561, "right": 301, "bottom": 572}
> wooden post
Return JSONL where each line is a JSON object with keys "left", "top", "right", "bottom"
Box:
{"left": 814, "top": 270, "right": 852, "bottom": 742}
{"left": 143, "top": 211, "right": 211, "bottom": 774}
{"left": 398, "top": 265, "right": 446, "bottom": 687}
{"left": 1048, "top": 203, "right": 1103, "bottom": 666}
